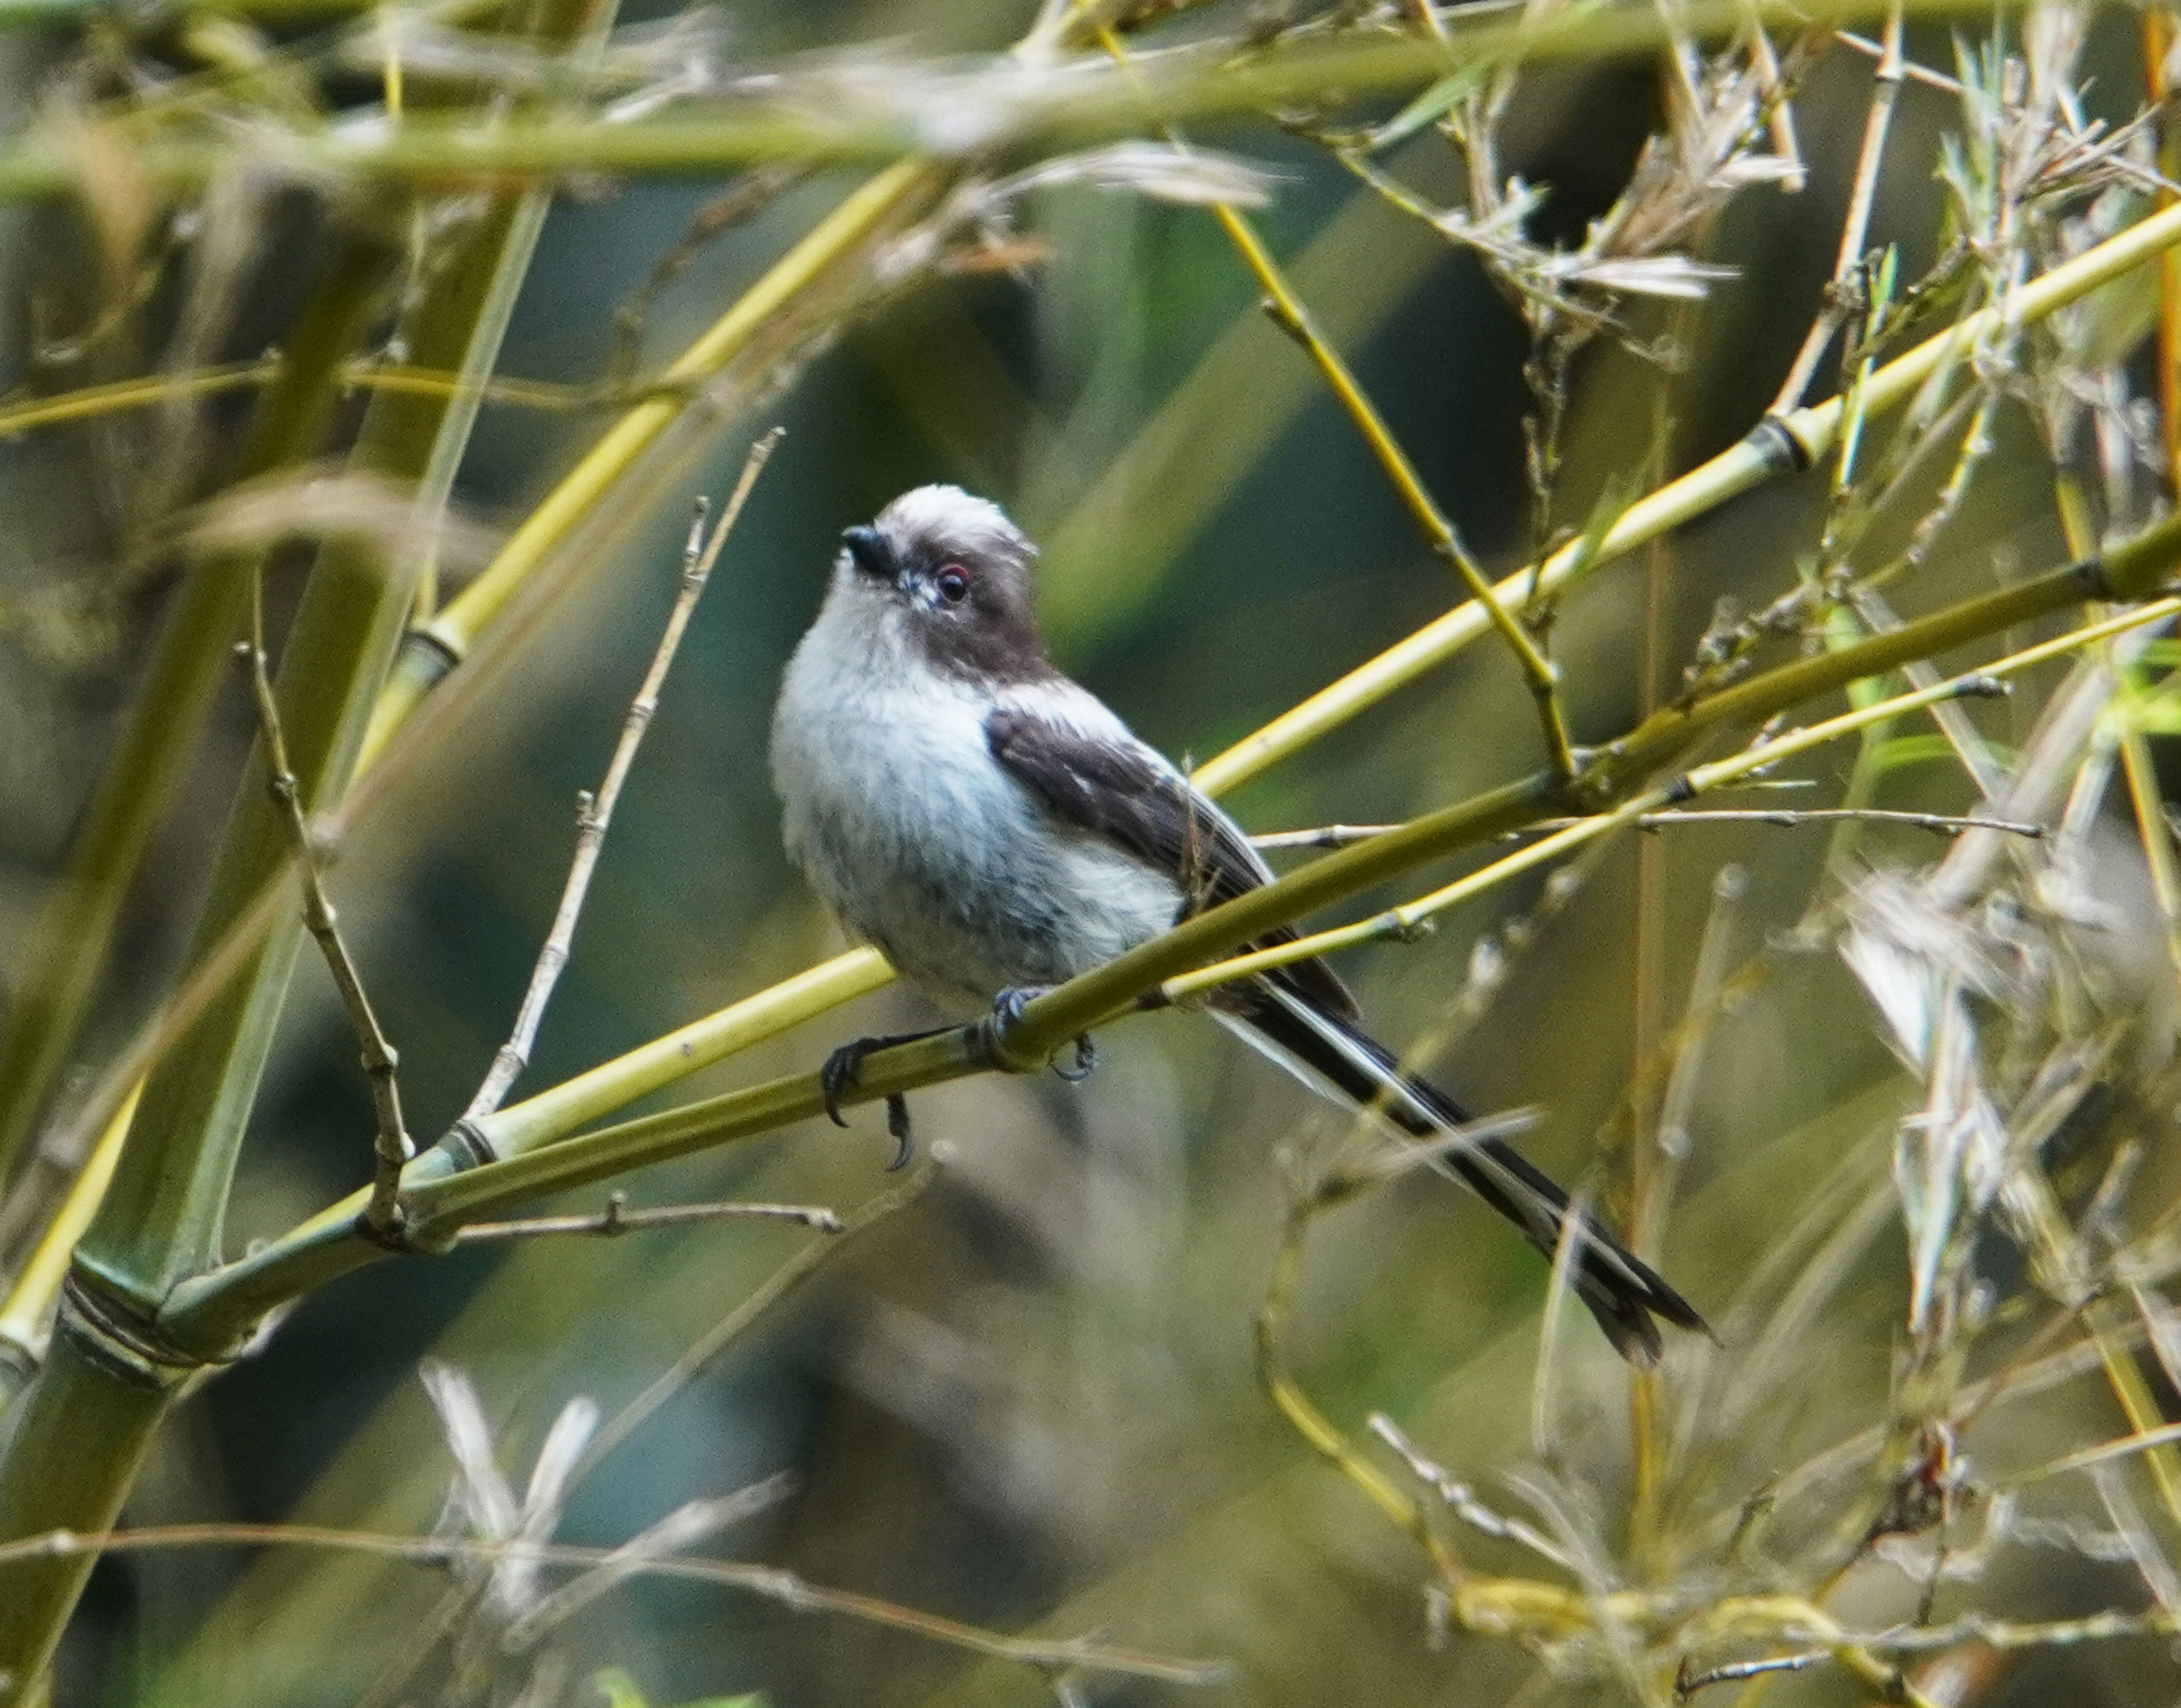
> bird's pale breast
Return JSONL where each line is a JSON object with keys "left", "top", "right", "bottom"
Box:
{"left": 772, "top": 613, "right": 1181, "bottom": 1011}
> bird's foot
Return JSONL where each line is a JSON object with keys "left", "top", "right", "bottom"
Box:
{"left": 971, "top": 983, "right": 1045, "bottom": 1069}
{"left": 991, "top": 984, "right": 1047, "bottom": 1036}
{"left": 879, "top": 1093, "right": 912, "bottom": 1170}
{"left": 820, "top": 1028, "right": 943, "bottom": 1170}
{"left": 1054, "top": 1033, "right": 1097, "bottom": 1083}
{"left": 979, "top": 987, "right": 1096, "bottom": 1083}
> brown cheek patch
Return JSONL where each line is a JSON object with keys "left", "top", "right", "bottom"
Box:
{"left": 905, "top": 597, "right": 1054, "bottom": 686}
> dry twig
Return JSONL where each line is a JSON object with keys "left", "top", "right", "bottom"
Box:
{"left": 235, "top": 581, "right": 413, "bottom": 1239}
{"left": 0, "top": 1519, "right": 1229, "bottom": 1689}
{"left": 462, "top": 428, "right": 781, "bottom": 1123}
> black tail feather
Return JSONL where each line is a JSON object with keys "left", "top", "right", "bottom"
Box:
{"left": 1220, "top": 983, "right": 1708, "bottom": 1366}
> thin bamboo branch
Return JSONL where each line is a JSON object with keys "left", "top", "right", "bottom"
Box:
{"left": 2121, "top": 713, "right": 2181, "bottom": 995}
{"left": 1678, "top": 1650, "right": 1827, "bottom": 1694}
{"left": 1108, "top": 20, "right": 1574, "bottom": 770}
{"left": 573, "top": 1162, "right": 936, "bottom": 1479}
{"left": 462, "top": 432, "right": 778, "bottom": 1123}
{"left": 1256, "top": 807, "right": 2046, "bottom": 844}
{"left": 357, "top": 160, "right": 935, "bottom": 769}
{"left": 0, "top": 1087, "right": 136, "bottom": 1400}
{"left": 1222, "top": 193, "right": 1578, "bottom": 775}
{"left": 450, "top": 1192, "right": 841, "bottom": 1242}
{"left": 0, "top": 358, "right": 273, "bottom": 438}
{"left": 1551, "top": 807, "right": 2040, "bottom": 834}
{"left": 0, "top": 359, "right": 588, "bottom": 447}
{"left": 45, "top": 146, "right": 2181, "bottom": 1251}
{"left": 153, "top": 557, "right": 2181, "bottom": 1351}
{"left": 2145, "top": 6, "right": 2181, "bottom": 491}
{"left": 2006, "top": 1418, "right": 2181, "bottom": 1485}
{"left": 236, "top": 581, "right": 415, "bottom": 1237}
{"left": 1768, "top": 0, "right": 1903, "bottom": 417}
{"left": 0, "top": 0, "right": 2007, "bottom": 192}
{"left": 1251, "top": 823, "right": 1407, "bottom": 849}
{"left": 398, "top": 163, "right": 563, "bottom": 631}
{"left": 0, "top": 1522, "right": 1228, "bottom": 1688}
{"left": 1254, "top": 1202, "right": 1458, "bottom": 1576}
{"left": 1832, "top": 29, "right": 1956, "bottom": 90}
{"left": 1368, "top": 1414, "right": 1573, "bottom": 1569}
{"left": 1636, "top": 862, "right": 1745, "bottom": 1266}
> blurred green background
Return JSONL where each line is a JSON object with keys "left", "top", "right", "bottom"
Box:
{"left": 1, "top": 0, "right": 2171, "bottom": 1701}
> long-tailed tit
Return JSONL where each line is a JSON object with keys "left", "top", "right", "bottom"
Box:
{"left": 771, "top": 485, "right": 1704, "bottom": 1362}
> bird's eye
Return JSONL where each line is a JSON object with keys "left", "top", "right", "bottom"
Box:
{"left": 934, "top": 565, "right": 971, "bottom": 605}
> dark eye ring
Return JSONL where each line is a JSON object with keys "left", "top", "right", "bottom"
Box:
{"left": 934, "top": 565, "right": 970, "bottom": 604}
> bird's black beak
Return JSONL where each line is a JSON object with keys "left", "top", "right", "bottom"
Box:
{"left": 842, "top": 525, "right": 896, "bottom": 581}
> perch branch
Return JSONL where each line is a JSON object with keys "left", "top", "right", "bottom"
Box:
{"left": 151, "top": 548, "right": 2181, "bottom": 1351}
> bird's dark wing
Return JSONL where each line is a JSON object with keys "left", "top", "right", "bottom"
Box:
{"left": 985, "top": 706, "right": 1356, "bottom": 1021}
{"left": 988, "top": 708, "right": 1708, "bottom": 1364}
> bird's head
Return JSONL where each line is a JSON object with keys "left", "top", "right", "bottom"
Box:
{"left": 829, "top": 485, "right": 1048, "bottom": 684}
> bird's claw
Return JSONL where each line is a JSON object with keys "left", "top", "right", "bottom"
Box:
{"left": 985, "top": 987, "right": 1096, "bottom": 1083}
{"left": 883, "top": 1093, "right": 912, "bottom": 1170}
{"left": 991, "top": 984, "right": 1044, "bottom": 1037}
{"left": 818, "top": 1040, "right": 872, "bottom": 1129}
{"left": 1053, "top": 1034, "right": 1097, "bottom": 1083}
{"left": 822, "top": 1029, "right": 935, "bottom": 1166}
{"left": 971, "top": 984, "right": 1044, "bottom": 1069}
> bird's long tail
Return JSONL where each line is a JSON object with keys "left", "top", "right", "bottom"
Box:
{"left": 1214, "top": 982, "right": 1707, "bottom": 1365}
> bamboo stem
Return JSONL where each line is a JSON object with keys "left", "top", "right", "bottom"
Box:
{"left": 0, "top": 3, "right": 600, "bottom": 1687}
{"left": 0, "top": 0, "right": 2008, "bottom": 188}
{"left": 357, "top": 160, "right": 937, "bottom": 769}
{"left": 152, "top": 540, "right": 2181, "bottom": 1351}
{"left": 0, "top": 231, "right": 399, "bottom": 1190}
{"left": 1766, "top": 0, "right": 1903, "bottom": 418}
{"left": 0, "top": 1088, "right": 136, "bottom": 1403}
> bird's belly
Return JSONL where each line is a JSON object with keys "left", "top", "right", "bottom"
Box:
{"left": 778, "top": 703, "right": 1180, "bottom": 1011}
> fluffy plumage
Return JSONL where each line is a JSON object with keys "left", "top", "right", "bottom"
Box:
{"left": 771, "top": 484, "right": 1705, "bottom": 1362}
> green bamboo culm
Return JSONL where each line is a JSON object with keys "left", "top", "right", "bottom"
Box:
{"left": 0, "top": 230, "right": 399, "bottom": 1192}
{"left": 0, "top": 215, "right": 407, "bottom": 1701}
{"left": 0, "top": 5, "right": 605, "bottom": 1686}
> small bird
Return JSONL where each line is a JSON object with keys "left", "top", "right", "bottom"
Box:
{"left": 771, "top": 484, "right": 1705, "bottom": 1363}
